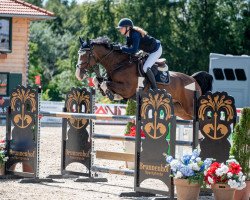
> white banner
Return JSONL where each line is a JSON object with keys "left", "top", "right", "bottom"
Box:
{"left": 40, "top": 101, "right": 127, "bottom": 124}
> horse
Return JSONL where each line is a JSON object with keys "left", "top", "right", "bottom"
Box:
{"left": 75, "top": 37, "right": 213, "bottom": 120}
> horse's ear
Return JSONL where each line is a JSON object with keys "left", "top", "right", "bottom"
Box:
{"left": 87, "top": 38, "right": 90, "bottom": 46}
{"left": 79, "top": 37, "right": 84, "bottom": 45}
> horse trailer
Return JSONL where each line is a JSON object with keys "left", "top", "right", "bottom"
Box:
{"left": 209, "top": 53, "right": 250, "bottom": 108}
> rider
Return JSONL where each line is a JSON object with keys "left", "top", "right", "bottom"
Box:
{"left": 116, "top": 18, "right": 162, "bottom": 90}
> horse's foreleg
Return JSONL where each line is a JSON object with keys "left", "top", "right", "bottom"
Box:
{"left": 106, "top": 81, "right": 133, "bottom": 99}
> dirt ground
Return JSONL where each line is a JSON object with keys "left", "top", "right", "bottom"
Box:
{"left": 0, "top": 125, "right": 214, "bottom": 200}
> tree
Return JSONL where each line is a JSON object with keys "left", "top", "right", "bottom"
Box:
{"left": 24, "top": 0, "right": 43, "bottom": 7}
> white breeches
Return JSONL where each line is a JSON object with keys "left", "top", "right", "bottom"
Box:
{"left": 143, "top": 45, "right": 162, "bottom": 72}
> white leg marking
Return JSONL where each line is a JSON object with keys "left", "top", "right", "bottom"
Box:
{"left": 113, "top": 94, "right": 124, "bottom": 100}
{"left": 93, "top": 77, "right": 99, "bottom": 88}
{"left": 75, "top": 68, "right": 82, "bottom": 81}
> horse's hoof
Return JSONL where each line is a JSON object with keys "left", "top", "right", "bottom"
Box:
{"left": 113, "top": 94, "right": 123, "bottom": 100}
{"left": 106, "top": 90, "right": 114, "bottom": 101}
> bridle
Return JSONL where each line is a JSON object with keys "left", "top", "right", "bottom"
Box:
{"left": 76, "top": 44, "right": 114, "bottom": 78}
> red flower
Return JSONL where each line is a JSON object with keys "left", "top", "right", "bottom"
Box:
{"left": 125, "top": 125, "right": 145, "bottom": 138}
{"left": 228, "top": 162, "right": 241, "bottom": 174}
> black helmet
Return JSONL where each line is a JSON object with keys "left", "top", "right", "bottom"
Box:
{"left": 116, "top": 18, "right": 134, "bottom": 28}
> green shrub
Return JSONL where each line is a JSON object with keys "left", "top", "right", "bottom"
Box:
{"left": 231, "top": 107, "right": 250, "bottom": 180}
{"left": 124, "top": 99, "right": 136, "bottom": 135}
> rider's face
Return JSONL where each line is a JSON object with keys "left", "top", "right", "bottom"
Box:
{"left": 119, "top": 27, "right": 127, "bottom": 35}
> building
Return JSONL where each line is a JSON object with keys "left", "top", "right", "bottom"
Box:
{"left": 0, "top": 0, "right": 54, "bottom": 96}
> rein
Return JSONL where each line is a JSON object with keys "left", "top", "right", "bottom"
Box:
{"left": 77, "top": 46, "right": 114, "bottom": 79}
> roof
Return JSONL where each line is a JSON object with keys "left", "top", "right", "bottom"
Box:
{"left": 0, "top": 0, "right": 55, "bottom": 20}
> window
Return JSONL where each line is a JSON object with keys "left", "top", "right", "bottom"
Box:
{"left": 235, "top": 69, "right": 247, "bottom": 81}
{"left": 213, "top": 68, "right": 224, "bottom": 80}
{"left": 224, "top": 68, "right": 235, "bottom": 80}
{"left": 0, "top": 18, "right": 12, "bottom": 53}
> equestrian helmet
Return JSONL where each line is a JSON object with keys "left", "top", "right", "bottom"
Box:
{"left": 116, "top": 18, "right": 134, "bottom": 28}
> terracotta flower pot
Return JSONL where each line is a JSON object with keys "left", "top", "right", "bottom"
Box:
{"left": 234, "top": 180, "right": 250, "bottom": 200}
{"left": 211, "top": 183, "right": 236, "bottom": 200}
{"left": 174, "top": 178, "right": 201, "bottom": 200}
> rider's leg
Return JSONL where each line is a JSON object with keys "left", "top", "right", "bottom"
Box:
{"left": 143, "top": 45, "right": 162, "bottom": 90}
{"left": 146, "top": 68, "right": 157, "bottom": 90}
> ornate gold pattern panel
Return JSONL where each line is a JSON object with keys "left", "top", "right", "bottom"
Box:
{"left": 10, "top": 86, "right": 38, "bottom": 129}
{"left": 135, "top": 89, "right": 175, "bottom": 196}
{"left": 141, "top": 90, "right": 173, "bottom": 139}
{"left": 198, "top": 92, "right": 236, "bottom": 140}
{"left": 65, "top": 88, "right": 91, "bottom": 129}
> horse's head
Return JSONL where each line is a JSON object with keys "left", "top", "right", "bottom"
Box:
{"left": 75, "top": 37, "right": 97, "bottom": 81}
{"left": 76, "top": 36, "right": 116, "bottom": 81}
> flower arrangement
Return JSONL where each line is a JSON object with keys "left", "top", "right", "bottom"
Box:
{"left": 0, "top": 149, "right": 8, "bottom": 166}
{"left": 125, "top": 125, "right": 145, "bottom": 137}
{"left": 204, "top": 157, "right": 246, "bottom": 190}
{"left": 166, "top": 149, "right": 213, "bottom": 185}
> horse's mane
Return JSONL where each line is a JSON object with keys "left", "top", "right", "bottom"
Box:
{"left": 91, "top": 36, "right": 111, "bottom": 49}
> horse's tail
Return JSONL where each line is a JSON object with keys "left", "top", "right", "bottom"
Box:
{"left": 191, "top": 71, "right": 213, "bottom": 95}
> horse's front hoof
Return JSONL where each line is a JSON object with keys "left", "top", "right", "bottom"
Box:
{"left": 106, "top": 90, "right": 114, "bottom": 101}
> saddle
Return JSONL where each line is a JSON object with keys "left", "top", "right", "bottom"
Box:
{"left": 136, "top": 53, "right": 170, "bottom": 85}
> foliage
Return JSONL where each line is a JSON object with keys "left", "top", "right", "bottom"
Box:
{"left": 204, "top": 157, "right": 246, "bottom": 190}
{"left": 124, "top": 99, "right": 136, "bottom": 135}
{"left": 166, "top": 149, "right": 212, "bottom": 186}
{"left": 0, "top": 150, "right": 8, "bottom": 166}
{"left": 230, "top": 107, "right": 250, "bottom": 180}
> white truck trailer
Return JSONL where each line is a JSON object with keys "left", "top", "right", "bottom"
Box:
{"left": 209, "top": 53, "right": 250, "bottom": 108}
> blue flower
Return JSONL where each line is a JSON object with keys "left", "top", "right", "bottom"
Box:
{"left": 191, "top": 149, "right": 200, "bottom": 160}
{"left": 182, "top": 154, "right": 191, "bottom": 165}
{"left": 166, "top": 156, "right": 173, "bottom": 164}
{"left": 199, "top": 164, "right": 205, "bottom": 172}
{"left": 179, "top": 165, "right": 194, "bottom": 177}
{"left": 204, "top": 158, "right": 213, "bottom": 168}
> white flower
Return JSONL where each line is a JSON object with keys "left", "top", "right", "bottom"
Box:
{"left": 215, "top": 164, "right": 229, "bottom": 176}
{"left": 208, "top": 176, "right": 214, "bottom": 184}
{"left": 227, "top": 172, "right": 233, "bottom": 178}
{"left": 227, "top": 158, "right": 238, "bottom": 164}
{"left": 221, "top": 164, "right": 229, "bottom": 173}
{"left": 188, "top": 163, "right": 200, "bottom": 171}
{"left": 195, "top": 157, "right": 201, "bottom": 162}
{"left": 170, "top": 160, "right": 180, "bottom": 172}
{"left": 175, "top": 171, "right": 183, "bottom": 179}
{"left": 228, "top": 179, "right": 238, "bottom": 189}
{"left": 236, "top": 182, "right": 246, "bottom": 190}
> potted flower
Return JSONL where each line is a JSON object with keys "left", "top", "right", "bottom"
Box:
{"left": 166, "top": 149, "right": 213, "bottom": 200}
{"left": 230, "top": 107, "right": 250, "bottom": 200}
{"left": 204, "top": 157, "right": 246, "bottom": 200}
{"left": 0, "top": 149, "right": 8, "bottom": 175}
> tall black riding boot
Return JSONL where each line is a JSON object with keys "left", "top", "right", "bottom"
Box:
{"left": 146, "top": 68, "right": 157, "bottom": 90}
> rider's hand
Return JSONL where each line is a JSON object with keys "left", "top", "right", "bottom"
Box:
{"left": 110, "top": 44, "right": 121, "bottom": 51}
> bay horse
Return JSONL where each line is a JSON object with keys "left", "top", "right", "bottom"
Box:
{"left": 75, "top": 37, "right": 213, "bottom": 120}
